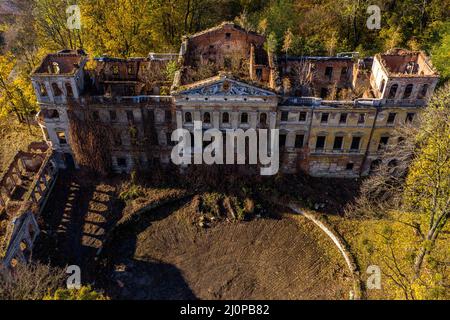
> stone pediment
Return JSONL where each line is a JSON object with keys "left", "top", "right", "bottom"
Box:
{"left": 176, "top": 76, "right": 276, "bottom": 97}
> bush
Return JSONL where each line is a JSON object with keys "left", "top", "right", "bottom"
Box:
{"left": 44, "top": 285, "right": 108, "bottom": 300}
{"left": 0, "top": 263, "right": 66, "bottom": 300}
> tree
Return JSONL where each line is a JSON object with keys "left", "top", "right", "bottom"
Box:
{"left": 282, "top": 28, "right": 294, "bottom": 58}
{"left": 404, "top": 84, "right": 450, "bottom": 279}
{"left": 346, "top": 84, "right": 450, "bottom": 299}
{"left": 0, "top": 54, "right": 37, "bottom": 124}
{"left": 0, "top": 263, "right": 66, "bottom": 300}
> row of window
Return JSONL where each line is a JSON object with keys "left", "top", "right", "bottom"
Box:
{"left": 312, "top": 135, "right": 362, "bottom": 152}
{"left": 90, "top": 110, "right": 172, "bottom": 123}
{"left": 324, "top": 66, "right": 349, "bottom": 81}
{"left": 312, "top": 135, "right": 393, "bottom": 152}
{"left": 184, "top": 112, "right": 268, "bottom": 125}
{"left": 383, "top": 82, "right": 429, "bottom": 100}
{"left": 39, "top": 82, "right": 74, "bottom": 98}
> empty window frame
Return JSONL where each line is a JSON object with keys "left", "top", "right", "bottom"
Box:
{"left": 222, "top": 112, "right": 229, "bottom": 124}
{"left": 403, "top": 84, "right": 414, "bottom": 99}
{"left": 203, "top": 112, "right": 211, "bottom": 123}
{"left": 350, "top": 136, "right": 361, "bottom": 151}
{"left": 378, "top": 136, "right": 389, "bottom": 150}
{"left": 316, "top": 136, "right": 326, "bottom": 150}
{"left": 333, "top": 136, "right": 344, "bottom": 150}
{"left": 357, "top": 113, "right": 365, "bottom": 124}
{"left": 325, "top": 66, "right": 333, "bottom": 79}
{"left": 299, "top": 112, "right": 307, "bottom": 122}
{"left": 185, "top": 112, "right": 193, "bottom": 123}
{"left": 241, "top": 113, "right": 249, "bottom": 124}
{"left": 295, "top": 134, "right": 305, "bottom": 148}
{"left": 387, "top": 112, "right": 396, "bottom": 124}
{"left": 388, "top": 84, "right": 398, "bottom": 99}
{"left": 321, "top": 113, "right": 329, "bottom": 124}
{"left": 56, "top": 131, "right": 67, "bottom": 145}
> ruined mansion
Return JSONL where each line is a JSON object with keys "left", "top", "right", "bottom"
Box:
{"left": 31, "top": 22, "right": 440, "bottom": 178}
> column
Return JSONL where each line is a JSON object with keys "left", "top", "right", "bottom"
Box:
{"left": 213, "top": 111, "right": 220, "bottom": 129}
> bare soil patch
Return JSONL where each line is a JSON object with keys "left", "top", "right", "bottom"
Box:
{"left": 101, "top": 198, "right": 352, "bottom": 300}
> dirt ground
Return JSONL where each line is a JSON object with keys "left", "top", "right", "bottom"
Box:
{"left": 100, "top": 198, "right": 352, "bottom": 300}
{"left": 32, "top": 169, "right": 356, "bottom": 300}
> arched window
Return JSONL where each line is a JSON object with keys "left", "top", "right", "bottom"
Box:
{"left": 403, "top": 84, "right": 413, "bottom": 99}
{"left": 388, "top": 84, "right": 398, "bottom": 99}
{"left": 39, "top": 83, "right": 48, "bottom": 96}
{"left": 65, "top": 83, "right": 74, "bottom": 97}
{"left": 260, "top": 113, "right": 267, "bottom": 125}
{"left": 184, "top": 112, "right": 192, "bottom": 123}
{"left": 52, "top": 83, "right": 62, "bottom": 96}
{"left": 241, "top": 113, "right": 248, "bottom": 124}
{"left": 222, "top": 112, "right": 229, "bottom": 124}
{"left": 417, "top": 84, "right": 429, "bottom": 99}
{"left": 203, "top": 112, "right": 211, "bottom": 123}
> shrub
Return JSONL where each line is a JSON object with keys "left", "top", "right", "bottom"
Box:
{"left": 44, "top": 285, "right": 108, "bottom": 300}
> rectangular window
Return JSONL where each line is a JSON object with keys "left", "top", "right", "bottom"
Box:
{"left": 378, "top": 136, "right": 389, "bottom": 150}
{"left": 225, "top": 33, "right": 231, "bottom": 40}
{"left": 113, "top": 131, "right": 122, "bottom": 146}
{"left": 333, "top": 136, "right": 343, "bottom": 150}
{"left": 92, "top": 111, "right": 100, "bottom": 121}
{"left": 321, "top": 113, "right": 329, "bottom": 124}
{"left": 358, "top": 113, "right": 365, "bottom": 124}
{"left": 320, "top": 87, "right": 329, "bottom": 99}
{"left": 279, "top": 134, "right": 287, "bottom": 148}
{"left": 256, "top": 68, "right": 263, "bottom": 79}
{"left": 340, "top": 67, "right": 348, "bottom": 80}
{"left": 281, "top": 111, "right": 289, "bottom": 122}
{"left": 56, "top": 131, "right": 67, "bottom": 145}
{"left": 325, "top": 66, "right": 333, "bottom": 79}
{"left": 127, "top": 65, "right": 134, "bottom": 75}
{"left": 167, "top": 132, "right": 174, "bottom": 146}
{"left": 299, "top": 112, "right": 307, "bottom": 122}
{"left": 316, "top": 136, "right": 326, "bottom": 150}
{"left": 165, "top": 110, "right": 172, "bottom": 123}
{"left": 117, "top": 158, "right": 127, "bottom": 168}
{"left": 350, "top": 136, "right": 361, "bottom": 151}
{"left": 126, "top": 110, "right": 134, "bottom": 122}
{"left": 295, "top": 134, "right": 304, "bottom": 148}
{"left": 339, "top": 113, "right": 348, "bottom": 124}
{"left": 109, "top": 110, "right": 117, "bottom": 122}
{"left": 346, "top": 163, "right": 354, "bottom": 171}
{"left": 387, "top": 113, "right": 396, "bottom": 124}
{"left": 406, "top": 113, "right": 415, "bottom": 123}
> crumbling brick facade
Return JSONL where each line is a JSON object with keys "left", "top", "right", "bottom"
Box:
{"left": 31, "top": 22, "right": 439, "bottom": 178}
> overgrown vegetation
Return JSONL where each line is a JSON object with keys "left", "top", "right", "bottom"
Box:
{"left": 0, "top": 263, "right": 65, "bottom": 300}
{"left": 44, "top": 286, "right": 108, "bottom": 300}
{"left": 67, "top": 104, "right": 112, "bottom": 175}
{"left": 340, "top": 85, "right": 450, "bottom": 299}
